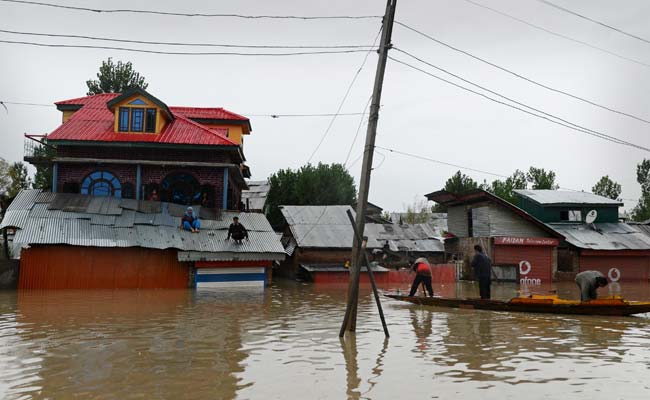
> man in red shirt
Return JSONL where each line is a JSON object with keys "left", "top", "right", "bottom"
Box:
{"left": 408, "top": 257, "right": 434, "bottom": 297}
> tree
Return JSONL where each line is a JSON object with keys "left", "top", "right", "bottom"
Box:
{"left": 481, "top": 169, "right": 528, "bottom": 204}
{"left": 403, "top": 197, "right": 431, "bottom": 224}
{"left": 32, "top": 143, "right": 57, "bottom": 191}
{"left": 632, "top": 159, "right": 650, "bottom": 221}
{"left": 432, "top": 170, "right": 478, "bottom": 212}
{"left": 592, "top": 175, "right": 621, "bottom": 200}
{"left": 86, "top": 58, "right": 149, "bottom": 95}
{"left": 7, "top": 162, "right": 31, "bottom": 197}
{"left": 0, "top": 159, "right": 31, "bottom": 199}
{"left": 265, "top": 163, "right": 357, "bottom": 227}
{"left": 526, "top": 167, "right": 559, "bottom": 190}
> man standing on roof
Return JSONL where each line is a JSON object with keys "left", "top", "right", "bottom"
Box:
{"left": 181, "top": 206, "right": 200, "bottom": 233}
{"left": 226, "top": 216, "right": 248, "bottom": 244}
{"left": 575, "top": 270, "right": 608, "bottom": 302}
{"left": 408, "top": 257, "right": 434, "bottom": 297}
{"left": 471, "top": 245, "right": 492, "bottom": 299}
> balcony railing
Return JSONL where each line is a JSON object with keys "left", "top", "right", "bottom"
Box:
{"left": 24, "top": 135, "right": 56, "bottom": 164}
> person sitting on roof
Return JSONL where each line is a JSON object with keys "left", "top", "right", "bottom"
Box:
{"left": 226, "top": 216, "right": 248, "bottom": 244}
{"left": 575, "top": 270, "right": 608, "bottom": 302}
{"left": 181, "top": 206, "right": 200, "bottom": 233}
{"left": 408, "top": 257, "right": 434, "bottom": 297}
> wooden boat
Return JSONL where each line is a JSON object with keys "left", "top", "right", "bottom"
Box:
{"left": 385, "top": 294, "right": 650, "bottom": 316}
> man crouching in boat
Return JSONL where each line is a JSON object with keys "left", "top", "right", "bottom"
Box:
{"left": 471, "top": 245, "right": 492, "bottom": 300}
{"left": 408, "top": 257, "right": 434, "bottom": 297}
{"left": 575, "top": 270, "right": 608, "bottom": 302}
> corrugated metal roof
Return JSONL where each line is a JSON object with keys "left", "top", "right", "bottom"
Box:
{"left": 549, "top": 223, "right": 650, "bottom": 250}
{"left": 300, "top": 263, "right": 389, "bottom": 273}
{"left": 281, "top": 205, "right": 444, "bottom": 252}
{"left": 515, "top": 190, "right": 622, "bottom": 206}
{"left": 2, "top": 189, "right": 284, "bottom": 261}
{"left": 6, "top": 189, "right": 40, "bottom": 211}
{"left": 241, "top": 180, "right": 270, "bottom": 211}
{"left": 281, "top": 205, "right": 355, "bottom": 226}
{"left": 0, "top": 210, "right": 30, "bottom": 229}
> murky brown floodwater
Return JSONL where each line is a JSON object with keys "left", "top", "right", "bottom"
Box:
{"left": 1, "top": 280, "right": 649, "bottom": 399}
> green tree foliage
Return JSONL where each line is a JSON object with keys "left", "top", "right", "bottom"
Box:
{"left": 32, "top": 143, "right": 57, "bottom": 191}
{"left": 481, "top": 169, "right": 528, "bottom": 204}
{"left": 432, "top": 171, "right": 478, "bottom": 212}
{"left": 86, "top": 58, "right": 149, "bottom": 95}
{"left": 403, "top": 197, "right": 431, "bottom": 224}
{"left": 265, "top": 163, "right": 357, "bottom": 227}
{"left": 591, "top": 175, "right": 622, "bottom": 200}
{"left": 632, "top": 159, "right": 650, "bottom": 221}
{"left": 526, "top": 167, "right": 559, "bottom": 190}
{"left": 0, "top": 159, "right": 32, "bottom": 199}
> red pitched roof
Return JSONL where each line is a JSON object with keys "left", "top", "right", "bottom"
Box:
{"left": 49, "top": 94, "right": 241, "bottom": 147}
{"left": 170, "top": 107, "right": 249, "bottom": 121}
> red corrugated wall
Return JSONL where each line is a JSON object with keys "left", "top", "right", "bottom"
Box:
{"left": 579, "top": 255, "right": 650, "bottom": 282}
{"left": 494, "top": 245, "right": 553, "bottom": 284}
{"left": 19, "top": 246, "right": 189, "bottom": 289}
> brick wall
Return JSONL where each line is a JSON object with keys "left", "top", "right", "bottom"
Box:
{"left": 57, "top": 162, "right": 241, "bottom": 209}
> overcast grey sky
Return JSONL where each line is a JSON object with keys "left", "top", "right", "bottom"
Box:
{"left": 1, "top": 0, "right": 650, "bottom": 212}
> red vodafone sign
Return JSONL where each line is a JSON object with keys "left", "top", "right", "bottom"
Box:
{"left": 494, "top": 237, "right": 559, "bottom": 246}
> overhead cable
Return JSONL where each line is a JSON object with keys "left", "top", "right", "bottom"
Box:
{"left": 306, "top": 27, "right": 382, "bottom": 163}
{"left": 0, "top": 39, "right": 375, "bottom": 56}
{"left": 395, "top": 21, "right": 650, "bottom": 125}
{"left": 394, "top": 47, "right": 647, "bottom": 145}
{"left": 388, "top": 55, "right": 650, "bottom": 153}
{"left": 0, "top": 0, "right": 380, "bottom": 19}
{"left": 456, "top": 0, "right": 650, "bottom": 69}
{"left": 0, "top": 29, "right": 375, "bottom": 49}
{"left": 535, "top": 0, "right": 650, "bottom": 45}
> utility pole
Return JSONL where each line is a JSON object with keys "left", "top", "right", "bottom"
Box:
{"left": 341, "top": 0, "right": 396, "bottom": 335}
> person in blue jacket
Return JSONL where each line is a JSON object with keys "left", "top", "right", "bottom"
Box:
{"left": 181, "top": 206, "right": 201, "bottom": 233}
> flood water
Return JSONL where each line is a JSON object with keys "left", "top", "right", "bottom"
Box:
{"left": 1, "top": 280, "right": 649, "bottom": 399}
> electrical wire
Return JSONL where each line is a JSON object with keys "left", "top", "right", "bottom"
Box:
{"left": 0, "top": 28, "right": 375, "bottom": 50}
{"left": 343, "top": 96, "right": 372, "bottom": 167}
{"left": 535, "top": 0, "right": 650, "bottom": 45}
{"left": 393, "top": 47, "right": 646, "bottom": 148}
{"left": 456, "top": 0, "right": 650, "bottom": 69}
{"left": 388, "top": 55, "right": 650, "bottom": 153}
{"left": 395, "top": 21, "right": 650, "bottom": 125}
{"left": 0, "top": 100, "right": 53, "bottom": 107}
{"left": 0, "top": 0, "right": 381, "bottom": 19}
{"left": 306, "top": 27, "right": 382, "bottom": 163}
{"left": 375, "top": 145, "right": 639, "bottom": 203}
{"left": 0, "top": 39, "right": 375, "bottom": 56}
{"left": 248, "top": 112, "right": 366, "bottom": 118}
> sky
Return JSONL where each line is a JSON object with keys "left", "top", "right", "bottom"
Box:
{"left": 1, "top": 0, "right": 650, "bottom": 213}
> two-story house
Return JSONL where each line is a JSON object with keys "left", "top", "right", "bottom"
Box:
{"left": 27, "top": 87, "right": 251, "bottom": 209}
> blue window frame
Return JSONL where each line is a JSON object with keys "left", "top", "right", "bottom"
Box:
{"left": 128, "top": 99, "right": 147, "bottom": 105}
{"left": 118, "top": 107, "right": 129, "bottom": 131}
{"left": 81, "top": 171, "right": 122, "bottom": 198}
{"left": 145, "top": 108, "right": 157, "bottom": 133}
{"left": 131, "top": 108, "right": 144, "bottom": 132}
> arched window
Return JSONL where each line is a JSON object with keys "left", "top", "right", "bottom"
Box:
{"left": 81, "top": 171, "right": 122, "bottom": 197}
{"left": 160, "top": 172, "right": 200, "bottom": 205}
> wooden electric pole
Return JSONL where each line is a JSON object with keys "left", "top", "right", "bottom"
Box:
{"left": 340, "top": 0, "right": 396, "bottom": 335}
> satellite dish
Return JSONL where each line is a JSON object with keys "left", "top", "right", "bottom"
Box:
{"left": 585, "top": 210, "right": 598, "bottom": 224}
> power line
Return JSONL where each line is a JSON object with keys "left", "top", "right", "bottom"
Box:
{"left": 395, "top": 21, "right": 650, "bottom": 125}
{"left": 0, "top": 39, "right": 375, "bottom": 56}
{"left": 457, "top": 0, "right": 650, "bottom": 69}
{"left": 0, "top": 0, "right": 381, "bottom": 19}
{"left": 393, "top": 47, "right": 648, "bottom": 149}
{"left": 535, "top": 0, "right": 650, "bottom": 45}
{"left": 0, "top": 28, "right": 375, "bottom": 50}
{"left": 344, "top": 96, "right": 372, "bottom": 167}
{"left": 0, "top": 100, "right": 53, "bottom": 107}
{"left": 375, "top": 145, "right": 639, "bottom": 203}
{"left": 306, "top": 27, "right": 382, "bottom": 163}
{"left": 388, "top": 55, "right": 650, "bottom": 153}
